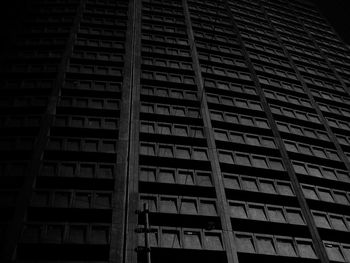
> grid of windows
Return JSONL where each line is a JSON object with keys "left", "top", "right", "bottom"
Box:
{"left": 2, "top": 0, "right": 350, "bottom": 263}
{"left": 135, "top": 1, "right": 228, "bottom": 262}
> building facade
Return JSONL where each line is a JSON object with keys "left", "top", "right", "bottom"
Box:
{"left": 1, "top": 0, "right": 350, "bottom": 263}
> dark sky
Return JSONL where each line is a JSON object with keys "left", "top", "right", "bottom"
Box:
{"left": 312, "top": 0, "right": 350, "bottom": 45}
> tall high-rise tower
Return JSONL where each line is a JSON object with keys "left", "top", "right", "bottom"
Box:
{"left": 1, "top": 0, "right": 350, "bottom": 263}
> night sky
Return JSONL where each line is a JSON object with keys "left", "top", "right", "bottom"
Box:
{"left": 312, "top": 0, "right": 350, "bottom": 45}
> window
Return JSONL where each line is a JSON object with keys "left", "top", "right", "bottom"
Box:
{"left": 160, "top": 197, "right": 177, "bottom": 213}
{"left": 157, "top": 105, "right": 170, "bottom": 115}
{"left": 200, "top": 200, "right": 217, "bottom": 216}
{"left": 312, "top": 148, "right": 326, "bottom": 158}
{"left": 260, "top": 180, "right": 276, "bottom": 194}
{"left": 214, "top": 130, "right": 228, "bottom": 141}
{"left": 171, "top": 90, "right": 183, "bottom": 99}
{"left": 329, "top": 216, "right": 347, "bottom": 231}
{"left": 256, "top": 236, "right": 276, "bottom": 255}
{"left": 158, "top": 124, "right": 171, "bottom": 135}
{"left": 54, "top": 192, "right": 70, "bottom": 207}
{"left": 246, "top": 135, "right": 260, "bottom": 146}
{"left": 192, "top": 127, "right": 204, "bottom": 138}
{"left": 157, "top": 88, "right": 168, "bottom": 97}
{"left": 162, "top": 229, "right": 180, "bottom": 248}
{"left": 218, "top": 150, "right": 234, "bottom": 165}
{"left": 283, "top": 109, "right": 294, "bottom": 118}
{"left": 178, "top": 171, "right": 194, "bottom": 185}
{"left": 141, "top": 103, "right": 153, "bottom": 113}
{"left": 195, "top": 171, "right": 211, "bottom": 187}
{"left": 188, "top": 108, "right": 200, "bottom": 118}
{"left": 235, "top": 153, "right": 251, "bottom": 166}
{"left": 327, "top": 151, "right": 340, "bottom": 161}
{"left": 269, "top": 158, "right": 284, "bottom": 171}
{"left": 333, "top": 192, "right": 349, "bottom": 205}
{"left": 222, "top": 97, "right": 234, "bottom": 106}
{"left": 184, "top": 231, "right": 201, "bottom": 249}
{"left": 140, "top": 143, "right": 155, "bottom": 156}
{"left": 173, "top": 107, "right": 185, "bottom": 116}
{"left": 249, "top": 205, "right": 267, "bottom": 221}
{"left": 261, "top": 137, "right": 275, "bottom": 148}
{"left": 297, "top": 241, "right": 317, "bottom": 258}
{"left": 204, "top": 233, "right": 223, "bottom": 250}
{"left": 277, "top": 182, "right": 293, "bottom": 196}
{"left": 277, "top": 122, "right": 289, "bottom": 132}
{"left": 241, "top": 116, "right": 254, "bottom": 126}
{"left": 325, "top": 244, "right": 344, "bottom": 262}
{"left": 225, "top": 113, "right": 238, "bottom": 123}
{"left": 256, "top": 119, "right": 269, "bottom": 128}
{"left": 140, "top": 195, "right": 157, "bottom": 212}
{"left": 304, "top": 129, "right": 316, "bottom": 138}
{"left": 235, "top": 234, "right": 255, "bottom": 253}
{"left": 337, "top": 171, "right": 350, "bottom": 182}
{"left": 69, "top": 225, "right": 86, "bottom": 243}
{"left": 223, "top": 174, "right": 240, "bottom": 189}
{"left": 141, "top": 122, "right": 154, "bottom": 133}
{"left": 97, "top": 164, "right": 113, "bottom": 179}
{"left": 277, "top": 238, "right": 297, "bottom": 257}
{"left": 268, "top": 207, "right": 286, "bottom": 223}
{"left": 236, "top": 99, "right": 248, "bottom": 108}
{"left": 299, "top": 145, "right": 312, "bottom": 155}
{"left": 253, "top": 99, "right": 264, "bottom": 110}
{"left": 211, "top": 111, "right": 224, "bottom": 121}
{"left": 302, "top": 186, "right": 318, "bottom": 200}
{"left": 290, "top": 126, "right": 303, "bottom": 135}
{"left": 230, "top": 202, "right": 247, "bottom": 218}
{"left": 313, "top": 212, "right": 331, "bottom": 229}
{"left": 241, "top": 177, "right": 258, "bottom": 192}
{"left": 180, "top": 198, "right": 197, "bottom": 214}
{"left": 174, "top": 125, "right": 187, "bottom": 136}
{"left": 60, "top": 163, "right": 75, "bottom": 177}
{"left": 252, "top": 156, "right": 268, "bottom": 169}
{"left": 317, "top": 188, "right": 333, "bottom": 202}
{"left": 230, "top": 133, "right": 244, "bottom": 144}
{"left": 285, "top": 141, "right": 298, "bottom": 152}
{"left": 176, "top": 147, "right": 190, "bottom": 159}
{"left": 75, "top": 193, "right": 90, "bottom": 208}
{"left": 158, "top": 169, "right": 175, "bottom": 183}
{"left": 308, "top": 166, "right": 322, "bottom": 177}
{"left": 193, "top": 148, "right": 208, "bottom": 161}
{"left": 286, "top": 209, "right": 304, "bottom": 225}
{"left": 91, "top": 226, "right": 109, "bottom": 244}
{"left": 293, "top": 163, "right": 308, "bottom": 174}
{"left": 155, "top": 73, "right": 167, "bottom": 81}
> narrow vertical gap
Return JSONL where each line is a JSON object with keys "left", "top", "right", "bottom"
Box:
{"left": 110, "top": 0, "right": 138, "bottom": 262}
{"left": 123, "top": 0, "right": 142, "bottom": 262}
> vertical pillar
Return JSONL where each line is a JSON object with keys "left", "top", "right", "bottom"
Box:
{"left": 183, "top": 1, "right": 240, "bottom": 262}
{"left": 122, "top": 0, "right": 142, "bottom": 262}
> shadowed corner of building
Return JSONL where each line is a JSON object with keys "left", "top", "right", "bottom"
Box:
{"left": 311, "top": 0, "right": 350, "bottom": 45}
{"left": 0, "top": 0, "right": 28, "bottom": 55}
